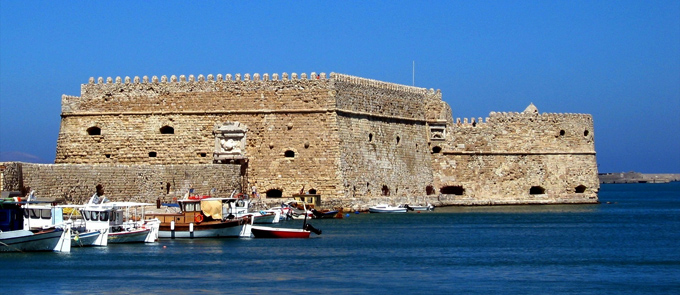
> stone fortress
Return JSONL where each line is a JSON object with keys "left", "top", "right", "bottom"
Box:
{"left": 1, "top": 72, "right": 599, "bottom": 209}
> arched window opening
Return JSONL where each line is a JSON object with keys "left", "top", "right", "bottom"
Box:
{"left": 160, "top": 126, "right": 174, "bottom": 134}
{"left": 149, "top": 152, "right": 157, "bottom": 157}
{"left": 426, "top": 185, "right": 436, "bottom": 195}
{"left": 381, "top": 185, "right": 390, "bottom": 196}
{"left": 166, "top": 183, "right": 171, "bottom": 194}
{"left": 584, "top": 130, "right": 589, "bottom": 136}
{"left": 284, "top": 150, "right": 295, "bottom": 158}
{"left": 432, "top": 146, "right": 442, "bottom": 154}
{"left": 369, "top": 133, "right": 373, "bottom": 142}
{"left": 441, "top": 186, "right": 464, "bottom": 195}
{"left": 308, "top": 189, "right": 317, "bottom": 194}
{"left": 559, "top": 130, "right": 565, "bottom": 136}
{"left": 87, "top": 127, "right": 101, "bottom": 136}
{"left": 266, "top": 189, "right": 283, "bottom": 198}
{"left": 575, "top": 185, "right": 587, "bottom": 193}
{"left": 530, "top": 186, "right": 546, "bottom": 195}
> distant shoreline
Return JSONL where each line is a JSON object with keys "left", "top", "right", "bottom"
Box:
{"left": 599, "top": 172, "right": 680, "bottom": 184}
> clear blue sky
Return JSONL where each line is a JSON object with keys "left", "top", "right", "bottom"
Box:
{"left": 1, "top": 1, "right": 678, "bottom": 173}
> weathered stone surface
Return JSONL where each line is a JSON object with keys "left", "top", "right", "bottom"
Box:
{"left": 2, "top": 72, "right": 599, "bottom": 208}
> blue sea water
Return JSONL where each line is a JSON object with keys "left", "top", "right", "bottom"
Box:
{"left": 1, "top": 183, "right": 679, "bottom": 294}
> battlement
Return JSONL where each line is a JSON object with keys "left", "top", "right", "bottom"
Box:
{"left": 88, "top": 72, "right": 331, "bottom": 85}
{"left": 453, "top": 111, "right": 593, "bottom": 128}
{"left": 331, "top": 73, "right": 438, "bottom": 96}
{"left": 79, "top": 72, "right": 440, "bottom": 99}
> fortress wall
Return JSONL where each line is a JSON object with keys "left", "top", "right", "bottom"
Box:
{"left": 335, "top": 115, "right": 434, "bottom": 209}
{"left": 445, "top": 112, "right": 595, "bottom": 153}
{"left": 331, "top": 73, "right": 441, "bottom": 120}
{"left": 56, "top": 72, "right": 345, "bottom": 202}
{"left": 1, "top": 162, "right": 241, "bottom": 204}
{"left": 63, "top": 72, "right": 334, "bottom": 114}
{"left": 56, "top": 110, "right": 345, "bottom": 202}
{"left": 241, "top": 111, "right": 345, "bottom": 201}
{"left": 432, "top": 153, "right": 599, "bottom": 205}
{"left": 329, "top": 76, "right": 438, "bottom": 209}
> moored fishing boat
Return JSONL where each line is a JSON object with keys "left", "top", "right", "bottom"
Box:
{"left": 311, "top": 208, "right": 340, "bottom": 219}
{"left": 368, "top": 204, "right": 408, "bottom": 213}
{"left": 146, "top": 195, "right": 252, "bottom": 238}
{"left": 0, "top": 199, "right": 71, "bottom": 252}
{"left": 403, "top": 203, "right": 435, "bottom": 212}
{"left": 251, "top": 226, "right": 313, "bottom": 238}
{"left": 21, "top": 192, "right": 104, "bottom": 247}
{"left": 252, "top": 201, "right": 322, "bottom": 238}
{"left": 80, "top": 195, "right": 160, "bottom": 245}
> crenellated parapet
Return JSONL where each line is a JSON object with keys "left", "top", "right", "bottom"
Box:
{"left": 331, "top": 73, "right": 435, "bottom": 96}
{"left": 443, "top": 104, "right": 596, "bottom": 155}
{"left": 331, "top": 73, "right": 443, "bottom": 122}
{"left": 86, "top": 71, "right": 331, "bottom": 86}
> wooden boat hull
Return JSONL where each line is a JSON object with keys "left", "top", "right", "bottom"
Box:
{"left": 0, "top": 229, "right": 64, "bottom": 252}
{"left": 251, "top": 226, "right": 311, "bottom": 238}
{"left": 157, "top": 218, "right": 250, "bottom": 238}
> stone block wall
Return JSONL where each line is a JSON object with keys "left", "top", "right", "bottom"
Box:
{"left": 44, "top": 71, "right": 600, "bottom": 208}
{"left": 432, "top": 154, "right": 599, "bottom": 205}
{"left": 444, "top": 111, "right": 595, "bottom": 153}
{"left": 335, "top": 115, "right": 434, "bottom": 209}
{"left": 1, "top": 162, "right": 241, "bottom": 204}
{"left": 429, "top": 108, "right": 599, "bottom": 205}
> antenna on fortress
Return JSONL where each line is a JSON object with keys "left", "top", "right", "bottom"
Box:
{"left": 412, "top": 61, "right": 415, "bottom": 86}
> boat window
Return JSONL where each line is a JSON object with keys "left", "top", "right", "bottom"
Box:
{"left": 195, "top": 203, "right": 201, "bottom": 212}
{"left": 82, "top": 211, "right": 90, "bottom": 221}
{"left": 111, "top": 211, "right": 116, "bottom": 222}
{"left": 91, "top": 211, "right": 100, "bottom": 221}
{"left": 100, "top": 211, "right": 109, "bottom": 221}
{"left": 41, "top": 209, "right": 52, "bottom": 219}
{"left": 185, "top": 203, "right": 195, "bottom": 212}
{"left": 24, "top": 210, "right": 29, "bottom": 218}
{"left": 30, "top": 209, "right": 40, "bottom": 219}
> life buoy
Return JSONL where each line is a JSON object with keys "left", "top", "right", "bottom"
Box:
{"left": 194, "top": 213, "right": 204, "bottom": 224}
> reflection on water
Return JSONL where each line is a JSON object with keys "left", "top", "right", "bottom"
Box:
{"left": 1, "top": 183, "right": 679, "bottom": 294}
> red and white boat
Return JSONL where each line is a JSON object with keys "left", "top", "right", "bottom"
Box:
{"left": 251, "top": 204, "right": 322, "bottom": 238}
{"left": 251, "top": 226, "right": 313, "bottom": 238}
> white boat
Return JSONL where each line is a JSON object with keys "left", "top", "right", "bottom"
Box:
{"left": 368, "top": 204, "right": 408, "bottom": 213}
{"left": 402, "top": 203, "right": 435, "bottom": 211}
{"left": 21, "top": 193, "right": 104, "bottom": 247}
{"left": 80, "top": 195, "right": 160, "bottom": 245}
{"left": 0, "top": 199, "right": 71, "bottom": 252}
{"left": 270, "top": 201, "right": 314, "bottom": 220}
{"left": 250, "top": 210, "right": 281, "bottom": 224}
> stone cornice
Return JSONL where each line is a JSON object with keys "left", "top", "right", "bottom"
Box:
{"left": 60, "top": 108, "right": 429, "bottom": 123}
{"left": 442, "top": 151, "right": 597, "bottom": 156}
